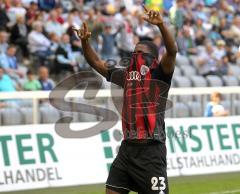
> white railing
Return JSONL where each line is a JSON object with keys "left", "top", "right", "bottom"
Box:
{"left": 0, "top": 86, "right": 240, "bottom": 124}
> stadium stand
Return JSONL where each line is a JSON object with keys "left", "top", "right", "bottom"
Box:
{"left": 173, "top": 65, "right": 182, "bottom": 76}
{"left": 0, "top": 0, "right": 239, "bottom": 125}
{"left": 190, "top": 75, "right": 208, "bottom": 87}
{"left": 1, "top": 108, "right": 23, "bottom": 125}
{"left": 172, "top": 102, "right": 190, "bottom": 118}
{"left": 179, "top": 64, "right": 197, "bottom": 76}
{"left": 187, "top": 101, "right": 203, "bottom": 117}
{"left": 222, "top": 75, "right": 239, "bottom": 86}
{"left": 40, "top": 106, "right": 61, "bottom": 123}
{"left": 173, "top": 76, "right": 193, "bottom": 103}
{"left": 21, "top": 107, "right": 41, "bottom": 124}
{"left": 205, "top": 75, "right": 224, "bottom": 87}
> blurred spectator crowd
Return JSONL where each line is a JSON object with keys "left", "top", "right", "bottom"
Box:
{"left": 0, "top": 0, "right": 240, "bottom": 109}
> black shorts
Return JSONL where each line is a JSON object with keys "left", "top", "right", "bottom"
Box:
{"left": 106, "top": 140, "right": 168, "bottom": 194}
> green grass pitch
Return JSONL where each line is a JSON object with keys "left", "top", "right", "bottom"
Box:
{"left": 1, "top": 172, "right": 240, "bottom": 194}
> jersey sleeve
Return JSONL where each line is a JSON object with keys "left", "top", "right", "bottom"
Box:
{"left": 106, "top": 67, "right": 126, "bottom": 88}
{"left": 154, "top": 64, "right": 174, "bottom": 86}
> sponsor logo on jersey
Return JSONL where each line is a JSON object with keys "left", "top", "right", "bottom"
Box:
{"left": 127, "top": 71, "right": 141, "bottom": 81}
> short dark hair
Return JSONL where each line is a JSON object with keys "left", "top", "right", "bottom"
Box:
{"left": 119, "top": 6, "right": 126, "bottom": 13}
{"left": 27, "top": 69, "right": 33, "bottom": 75}
{"left": 137, "top": 40, "right": 159, "bottom": 59}
{"left": 7, "top": 44, "right": 16, "bottom": 50}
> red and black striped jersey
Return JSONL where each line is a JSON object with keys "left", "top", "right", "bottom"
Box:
{"left": 106, "top": 53, "right": 173, "bottom": 143}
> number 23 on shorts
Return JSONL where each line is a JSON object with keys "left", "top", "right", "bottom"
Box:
{"left": 151, "top": 176, "right": 166, "bottom": 194}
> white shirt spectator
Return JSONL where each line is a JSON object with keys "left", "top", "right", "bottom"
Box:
{"left": 8, "top": 7, "right": 26, "bottom": 18}
{"left": 213, "top": 47, "right": 226, "bottom": 61}
{"left": 45, "top": 21, "right": 65, "bottom": 38}
{"left": 116, "top": 20, "right": 135, "bottom": 52}
{"left": 197, "top": 45, "right": 218, "bottom": 75}
{"left": 212, "top": 104, "right": 225, "bottom": 114}
{"left": 28, "top": 31, "right": 51, "bottom": 53}
{"left": 135, "top": 25, "right": 151, "bottom": 38}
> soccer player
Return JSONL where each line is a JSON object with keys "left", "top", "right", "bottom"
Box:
{"left": 73, "top": 5, "right": 177, "bottom": 194}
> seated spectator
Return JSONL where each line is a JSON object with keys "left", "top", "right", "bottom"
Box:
{"left": 210, "top": 8, "right": 220, "bottom": 27}
{"left": 28, "top": 21, "right": 52, "bottom": 65}
{"left": 0, "top": 67, "right": 16, "bottom": 92}
{"left": 0, "top": 31, "right": 9, "bottom": 54}
{"left": 197, "top": 43, "right": 219, "bottom": 76}
{"left": 0, "top": 45, "right": 25, "bottom": 83}
{"left": 45, "top": 10, "right": 65, "bottom": 38}
{"left": 153, "top": 34, "right": 165, "bottom": 59}
{"left": 65, "top": 14, "right": 82, "bottom": 52}
{"left": 225, "top": 16, "right": 240, "bottom": 44}
{"left": 170, "top": 0, "right": 186, "bottom": 31}
{"left": 229, "top": 0, "right": 240, "bottom": 13}
{"left": 208, "top": 25, "right": 222, "bottom": 44}
{"left": 23, "top": 70, "right": 41, "bottom": 91}
{"left": 26, "top": 1, "right": 39, "bottom": 26}
{"left": 232, "top": 15, "right": 240, "bottom": 40}
{"left": 10, "top": 15, "right": 29, "bottom": 58}
{"left": 225, "top": 41, "right": 239, "bottom": 64}
{"left": 217, "top": 56, "right": 231, "bottom": 76}
{"left": 135, "top": 15, "right": 152, "bottom": 41}
{"left": 177, "top": 26, "right": 197, "bottom": 56}
{"left": 38, "top": 66, "right": 55, "bottom": 91}
{"left": 204, "top": 92, "right": 229, "bottom": 117}
{"left": 54, "top": 34, "right": 78, "bottom": 74}
{"left": 49, "top": 32, "right": 60, "bottom": 53}
{"left": 55, "top": 6, "right": 64, "bottom": 25}
{"left": 0, "top": 67, "right": 18, "bottom": 107}
{"left": 219, "top": 18, "right": 230, "bottom": 38}
{"left": 193, "top": 17, "right": 206, "bottom": 46}
{"left": 70, "top": 8, "right": 83, "bottom": 28}
{"left": 7, "top": 0, "right": 27, "bottom": 24}
{"left": 213, "top": 39, "right": 226, "bottom": 60}
{"left": 117, "top": 17, "right": 135, "bottom": 58}
{"left": 0, "top": 7, "right": 10, "bottom": 30}
{"left": 86, "top": 8, "right": 103, "bottom": 52}
{"left": 72, "top": 0, "right": 84, "bottom": 11}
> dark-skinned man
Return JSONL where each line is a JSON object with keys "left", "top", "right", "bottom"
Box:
{"left": 73, "top": 5, "right": 177, "bottom": 194}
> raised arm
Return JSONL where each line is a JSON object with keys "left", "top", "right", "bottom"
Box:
{"left": 73, "top": 22, "right": 108, "bottom": 77}
{"left": 142, "top": 5, "right": 178, "bottom": 74}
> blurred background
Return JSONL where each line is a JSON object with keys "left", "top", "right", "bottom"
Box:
{"left": 0, "top": 0, "right": 240, "bottom": 117}
{"left": 0, "top": 0, "right": 240, "bottom": 194}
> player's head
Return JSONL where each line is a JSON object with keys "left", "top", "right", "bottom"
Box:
{"left": 134, "top": 40, "right": 159, "bottom": 59}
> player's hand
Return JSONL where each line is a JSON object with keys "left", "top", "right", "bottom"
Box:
{"left": 72, "top": 22, "right": 91, "bottom": 41}
{"left": 142, "top": 5, "right": 163, "bottom": 26}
